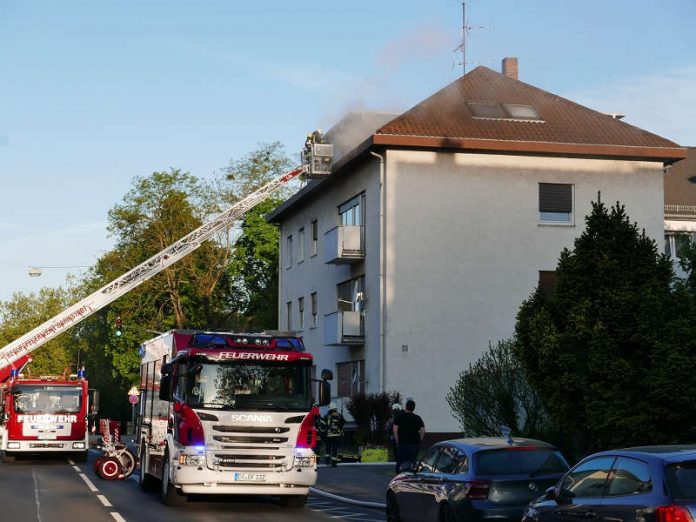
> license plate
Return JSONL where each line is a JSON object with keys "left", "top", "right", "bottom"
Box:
{"left": 38, "top": 434, "right": 57, "bottom": 440}
{"left": 234, "top": 472, "right": 265, "bottom": 482}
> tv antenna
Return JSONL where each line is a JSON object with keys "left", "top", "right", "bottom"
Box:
{"left": 453, "top": 1, "right": 493, "bottom": 75}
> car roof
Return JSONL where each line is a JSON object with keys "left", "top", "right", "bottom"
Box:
{"left": 591, "top": 445, "right": 696, "bottom": 464}
{"left": 441, "top": 437, "right": 558, "bottom": 453}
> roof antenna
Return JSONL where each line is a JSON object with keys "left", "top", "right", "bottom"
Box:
{"left": 453, "top": 2, "right": 494, "bottom": 75}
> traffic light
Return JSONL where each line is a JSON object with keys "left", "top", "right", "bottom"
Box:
{"left": 115, "top": 316, "right": 123, "bottom": 337}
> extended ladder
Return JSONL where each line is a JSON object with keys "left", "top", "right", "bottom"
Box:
{"left": 0, "top": 166, "right": 305, "bottom": 375}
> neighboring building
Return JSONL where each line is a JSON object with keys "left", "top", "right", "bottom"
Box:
{"left": 664, "top": 147, "right": 696, "bottom": 277}
{"left": 268, "top": 59, "right": 686, "bottom": 436}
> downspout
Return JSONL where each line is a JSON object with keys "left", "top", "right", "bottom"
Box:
{"left": 370, "top": 150, "right": 386, "bottom": 393}
{"left": 277, "top": 224, "right": 283, "bottom": 330}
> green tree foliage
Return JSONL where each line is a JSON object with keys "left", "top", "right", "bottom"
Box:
{"left": 446, "top": 339, "right": 549, "bottom": 439}
{"left": 514, "top": 197, "right": 696, "bottom": 457}
{"left": 0, "top": 285, "right": 78, "bottom": 375}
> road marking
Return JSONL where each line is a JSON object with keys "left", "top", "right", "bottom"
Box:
{"left": 67, "top": 459, "right": 75, "bottom": 465}
{"left": 110, "top": 513, "right": 127, "bottom": 522}
{"left": 32, "top": 466, "right": 43, "bottom": 522}
{"left": 72, "top": 465, "right": 82, "bottom": 472}
{"left": 78, "top": 473, "right": 99, "bottom": 492}
{"left": 330, "top": 514, "right": 366, "bottom": 519}
{"left": 98, "top": 495, "right": 113, "bottom": 507}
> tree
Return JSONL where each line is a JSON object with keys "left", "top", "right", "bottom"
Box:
{"left": 446, "top": 339, "right": 549, "bottom": 439}
{"left": 514, "top": 197, "right": 696, "bottom": 457}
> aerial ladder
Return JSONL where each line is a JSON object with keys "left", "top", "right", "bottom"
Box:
{"left": 0, "top": 141, "right": 333, "bottom": 382}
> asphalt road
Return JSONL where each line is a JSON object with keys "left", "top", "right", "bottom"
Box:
{"left": 0, "top": 452, "right": 386, "bottom": 522}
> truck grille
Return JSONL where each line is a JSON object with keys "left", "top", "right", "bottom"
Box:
{"left": 207, "top": 422, "right": 298, "bottom": 470}
{"left": 212, "top": 453, "right": 285, "bottom": 469}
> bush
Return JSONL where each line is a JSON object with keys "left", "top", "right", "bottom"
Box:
{"left": 360, "top": 446, "right": 388, "bottom": 462}
{"left": 346, "top": 391, "right": 401, "bottom": 446}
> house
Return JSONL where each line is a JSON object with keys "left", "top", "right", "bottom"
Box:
{"left": 268, "top": 58, "right": 686, "bottom": 436}
{"left": 664, "top": 147, "right": 696, "bottom": 277}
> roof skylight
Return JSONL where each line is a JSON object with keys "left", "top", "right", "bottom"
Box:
{"left": 468, "top": 101, "right": 543, "bottom": 122}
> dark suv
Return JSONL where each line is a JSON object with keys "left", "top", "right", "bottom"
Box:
{"left": 523, "top": 446, "right": 696, "bottom": 522}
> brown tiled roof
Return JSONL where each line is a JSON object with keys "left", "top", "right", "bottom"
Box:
{"left": 375, "top": 66, "right": 685, "bottom": 162}
{"left": 665, "top": 147, "right": 696, "bottom": 218}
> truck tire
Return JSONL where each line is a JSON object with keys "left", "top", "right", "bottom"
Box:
{"left": 138, "top": 443, "right": 157, "bottom": 492}
{"left": 160, "top": 451, "right": 186, "bottom": 506}
{"left": 279, "top": 494, "right": 308, "bottom": 508}
{"left": 1, "top": 451, "right": 16, "bottom": 463}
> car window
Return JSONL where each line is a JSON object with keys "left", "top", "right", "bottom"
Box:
{"left": 665, "top": 461, "right": 696, "bottom": 501}
{"left": 417, "top": 447, "right": 441, "bottom": 473}
{"left": 561, "top": 456, "right": 615, "bottom": 498}
{"left": 435, "top": 446, "right": 467, "bottom": 474}
{"left": 475, "top": 448, "right": 568, "bottom": 476}
{"left": 606, "top": 457, "right": 652, "bottom": 496}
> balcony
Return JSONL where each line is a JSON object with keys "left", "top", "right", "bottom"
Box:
{"left": 323, "top": 311, "right": 364, "bottom": 346}
{"left": 324, "top": 225, "right": 364, "bottom": 264}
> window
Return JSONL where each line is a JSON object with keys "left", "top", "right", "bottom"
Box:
{"left": 298, "top": 228, "right": 305, "bottom": 262}
{"left": 665, "top": 233, "right": 693, "bottom": 258}
{"left": 560, "top": 456, "right": 615, "bottom": 498}
{"left": 417, "top": 446, "right": 441, "bottom": 473}
{"left": 285, "top": 235, "right": 293, "bottom": 267}
{"left": 339, "top": 194, "right": 365, "bottom": 226}
{"left": 435, "top": 446, "right": 467, "bottom": 474}
{"left": 286, "top": 301, "right": 292, "bottom": 330}
{"left": 298, "top": 297, "right": 304, "bottom": 330}
{"left": 468, "top": 101, "right": 542, "bottom": 121}
{"left": 336, "top": 360, "right": 365, "bottom": 398}
{"left": 311, "top": 220, "right": 318, "bottom": 256}
{"left": 539, "top": 271, "right": 558, "bottom": 298}
{"left": 311, "top": 292, "right": 318, "bottom": 328}
{"left": 337, "top": 276, "right": 365, "bottom": 312}
{"left": 539, "top": 183, "right": 573, "bottom": 224}
{"left": 665, "top": 461, "right": 696, "bottom": 501}
{"left": 606, "top": 457, "right": 652, "bottom": 496}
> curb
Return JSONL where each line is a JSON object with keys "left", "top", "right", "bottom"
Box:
{"left": 309, "top": 487, "right": 386, "bottom": 510}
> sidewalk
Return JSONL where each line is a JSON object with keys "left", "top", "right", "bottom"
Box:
{"left": 314, "top": 462, "right": 394, "bottom": 507}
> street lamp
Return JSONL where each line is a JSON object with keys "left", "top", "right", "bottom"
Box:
{"left": 28, "top": 267, "right": 42, "bottom": 277}
{"left": 27, "top": 264, "right": 89, "bottom": 277}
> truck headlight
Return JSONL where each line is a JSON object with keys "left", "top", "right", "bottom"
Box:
{"left": 7, "top": 442, "right": 20, "bottom": 449}
{"left": 294, "top": 450, "right": 316, "bottom": 468}
{"left": 178, "top": 453, "right": 206, "bottom": 466}
{"left": 72, "top": 442, "right": 86, "bottom": 449}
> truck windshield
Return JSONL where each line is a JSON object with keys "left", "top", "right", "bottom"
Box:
{"left": 12, "top": 385, "right": 82, "bottom": 414}
{"left": 186, "top": 362, "right": 312, "bottom": 412}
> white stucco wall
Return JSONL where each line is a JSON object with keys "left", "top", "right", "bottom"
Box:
{"left": 277, "top": 158, "right": 382, "bottom": 410}
{"left": 383, "top": 150, "right": 665, "bottom": 433}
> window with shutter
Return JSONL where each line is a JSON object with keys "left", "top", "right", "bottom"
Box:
{"left": 539, "top": 183, "right": 573, "bottom": 224}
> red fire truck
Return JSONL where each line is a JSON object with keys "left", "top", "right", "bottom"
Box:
{"left": 137, "top": 330, "right": 332, "bottom": 507}
{"left": 0, "top": 364, "right": 97, "bottom": 462}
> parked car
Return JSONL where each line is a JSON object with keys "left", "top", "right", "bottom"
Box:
{"left": 522, "top": 445, "right": 696, "bottom": 522}
{"left": 386, "top": 437, "right": 569, "bottom": 522}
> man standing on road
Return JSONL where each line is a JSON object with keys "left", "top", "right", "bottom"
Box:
{"left": 393, "top": 398, "right": 425, "bottom": 473}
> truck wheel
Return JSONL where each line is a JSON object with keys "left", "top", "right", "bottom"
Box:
{"left": 160, "top": 451, "right": 186, "bottom": 506}
{"left": 279, "top": 494, "right": 308, "bottom": 508}
{"left": 138, "top": 444, "right": 157, "bottom": 492}
{"left": 98, "top": 456, "right": 124, "bottom": 480}
{"left": 117, "top": 448, "right": 136, "bottom": 477}
{"left": 73, "top": 450, "right": 88, "bottom": 463}
{"left": 1, "top": 451, "right": 16, "bottom": 463}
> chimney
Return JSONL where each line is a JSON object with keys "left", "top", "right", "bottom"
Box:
{"left": 502, "top": 57, "right": 518, "bottom": 80}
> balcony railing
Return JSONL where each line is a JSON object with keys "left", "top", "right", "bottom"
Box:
{"left": 323, "top": 310, "right": 364, "bottom": 346}
{"left": 324, "top": 225, "right": 364, "bottom": 264}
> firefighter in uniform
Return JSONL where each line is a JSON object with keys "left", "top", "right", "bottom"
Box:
{"left": 323, "top": 402, "right": 345, "bottom": 467}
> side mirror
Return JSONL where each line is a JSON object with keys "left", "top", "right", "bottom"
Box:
{"left": 161, "top": 363, "right": 173, "bottom": 376}
{"left": 318, "top": 381, "right": 331, "bottom": 407}
{"left": 544, "top": 486, "right": 557, "bottom": 500}
{"left": 88, "top": 389, "right": 100, "bottom": 416}
{"left": 320, "top": 369, "right": 333, "bottom": 381}
{"left": 159, "top": 375, "right": 172, "bottom": 401}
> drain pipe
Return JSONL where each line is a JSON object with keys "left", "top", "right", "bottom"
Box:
{"left": 370, "top": 150, "right": 386, "bottom": 393}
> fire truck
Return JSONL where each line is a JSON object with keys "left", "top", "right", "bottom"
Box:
{"left": 137, "top": 330, "right": 332, "bottom": 507}
{"left": 0, "top": 142, "right": 333, "bottom": 474}
{"left": 0, "top": 366, "right": 97, "bottom": 462}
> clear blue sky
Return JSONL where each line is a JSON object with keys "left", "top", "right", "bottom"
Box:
{"left": 1, "top": 0, "right": 694, "bottom": 302}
